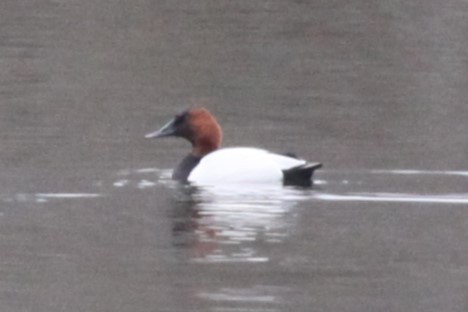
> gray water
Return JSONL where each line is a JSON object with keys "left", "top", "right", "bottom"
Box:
{"left": 1, "top": 1, "right": 468, "bottom": 311}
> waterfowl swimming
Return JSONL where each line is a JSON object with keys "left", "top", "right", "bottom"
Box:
{"left": 145, "top": 108, "right": 322, "bottom": 186}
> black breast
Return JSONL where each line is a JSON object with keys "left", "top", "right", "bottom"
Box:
{"left": 172, "top": 154, "right": 201, "bottom": 182}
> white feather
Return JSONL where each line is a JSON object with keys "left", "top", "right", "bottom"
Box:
{"left": 188, "top": 147, "right": 306, "bottom": 185}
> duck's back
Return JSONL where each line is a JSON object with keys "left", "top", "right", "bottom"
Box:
{"left": 187, "top": 147, "right": 307, "bottom": 184}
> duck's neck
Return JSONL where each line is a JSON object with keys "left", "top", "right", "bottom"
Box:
{"left": 173, "top": 153, "right": 201, "bottom": 181}
{"left": 192, "top": 137, "right": 220, "bottom": 157}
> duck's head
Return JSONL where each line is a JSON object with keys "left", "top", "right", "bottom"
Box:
{"left": 145, "top": 107, "right": 223, "bottom": 157}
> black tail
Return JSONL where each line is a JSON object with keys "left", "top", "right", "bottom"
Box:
{"left": 282, "top": 163, "right": 323, "bottom": 187}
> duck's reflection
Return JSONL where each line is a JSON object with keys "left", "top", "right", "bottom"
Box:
{"left": 170, "top": 184, "right": 310, "bottom": 263}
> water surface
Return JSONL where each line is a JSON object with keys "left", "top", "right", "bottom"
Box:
{"left": 1, "top": 1, "right": 468, "bottom": 311}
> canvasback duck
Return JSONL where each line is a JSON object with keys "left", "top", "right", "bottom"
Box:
{"left": 145, "top": 108, "right": 322, "bottom": 186}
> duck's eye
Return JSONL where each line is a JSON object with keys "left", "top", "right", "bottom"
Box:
{"left": 174, "top": 115, "right": 185, "bottom": 126}
{"left": 173, "top": 113, "right": 187, "bottom": 125}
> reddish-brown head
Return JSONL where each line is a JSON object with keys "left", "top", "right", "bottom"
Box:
{"left": 145, "top": 108, "right": 222, "bottom": 157}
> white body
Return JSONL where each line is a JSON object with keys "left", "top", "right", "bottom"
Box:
{"left": 188, "top": 147, "right": 306, "bottom": 185}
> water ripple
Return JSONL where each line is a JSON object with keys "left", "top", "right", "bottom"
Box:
{"left": 314, "top": 192, "right": 468, "bottom": 204}
{"left": 1, "top": 192, "right": 102, "bottom": 203}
